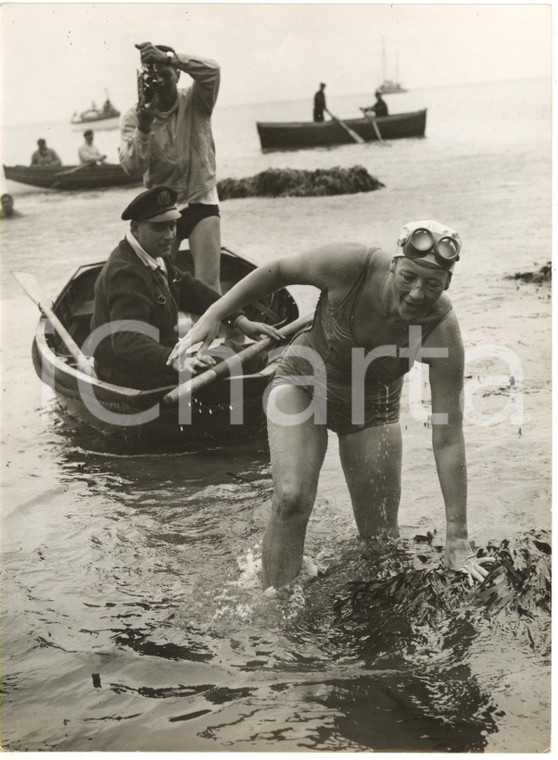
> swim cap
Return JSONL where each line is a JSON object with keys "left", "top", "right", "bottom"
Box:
{"left": 395, "top": 219, "right": 462, "bottom": 272}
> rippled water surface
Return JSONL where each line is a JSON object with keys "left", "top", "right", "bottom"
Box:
{"left": 1, "top": 78, "right": 551, "bottom": 751}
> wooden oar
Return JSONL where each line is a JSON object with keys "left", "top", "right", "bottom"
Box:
{"left": 54, "top": 159, "right": 98, "bottom": 177}
{"left": 359, "top": 108, "right": 388, "bottom": 145}
{"left": 12, "top": 271, "right": 96, "bottom": 377}
{"left": 52, "top": 160, "right": 99, "bottom": 188}
{"left": 163, "top": 312, "right": 314, "bottom": 406}
{"left": 325, "top": 108, "right": 365, "bottom": 144}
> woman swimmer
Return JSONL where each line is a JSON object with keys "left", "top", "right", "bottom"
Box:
{"left": 169, "top": 220, "right": 495, "bottom": 590}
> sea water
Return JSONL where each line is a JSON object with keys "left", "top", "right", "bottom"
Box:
{"left": 0, "top": 78, "right": 552, "bottom": 751}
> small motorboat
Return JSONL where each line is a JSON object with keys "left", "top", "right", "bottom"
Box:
{"left": 70, "top": 94, "right": 120, "bottom": 125}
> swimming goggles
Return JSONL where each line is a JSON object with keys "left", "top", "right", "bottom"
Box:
{"left": 396, "top": 220, "right": 462, "bottom": 271}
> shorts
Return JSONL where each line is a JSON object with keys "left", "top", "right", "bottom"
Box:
{"left": 270, "top": 341, "right": 403, "bottom": 436}
{"left": 176, "top": 204, "right": 220, "bottom": 241}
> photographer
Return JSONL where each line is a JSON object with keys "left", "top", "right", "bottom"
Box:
{"left": 119, "top": 42, "right": 222, "bottom": 292}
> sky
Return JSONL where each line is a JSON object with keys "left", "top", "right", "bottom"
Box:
{"left": 0, "top": 2, "right": 553, "bottom": 126}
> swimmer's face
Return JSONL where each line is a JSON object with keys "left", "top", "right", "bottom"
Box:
{"left": 392, "top": 258, "right": 449, "bottom": 321}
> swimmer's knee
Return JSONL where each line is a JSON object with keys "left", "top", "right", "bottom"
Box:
{"left": 272, "top": 482, "right": 315, "bottom": 521}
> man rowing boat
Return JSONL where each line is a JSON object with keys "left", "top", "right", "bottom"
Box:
{"left": 169, "top": 221, "right": 495, "bottom": 589}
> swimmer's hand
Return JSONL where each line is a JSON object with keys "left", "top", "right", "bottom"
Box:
{"left": 445, "top": 538, "right": 496, "bottom": 586}
{"left": 167, "top": 313, "right": 284, "bottom": 366}
{"left": 168, "top": 312, "right": 223, "bottom": 365}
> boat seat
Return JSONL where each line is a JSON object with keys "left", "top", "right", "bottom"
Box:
{"left": 72, "top": 299, "right": 95, "bottom": 318}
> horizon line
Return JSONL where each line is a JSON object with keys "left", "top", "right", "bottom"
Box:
{"left": 0, "top": 74, "right": 549, "bottom": 129}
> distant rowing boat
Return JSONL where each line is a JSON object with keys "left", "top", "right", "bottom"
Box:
{"left": 3, "top": 163, "right": 141, "bottom": 191}
{"left": 256, "top": 109, "right": 426, "bottom": 151}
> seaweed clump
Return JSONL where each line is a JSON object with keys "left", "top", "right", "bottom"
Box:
{"left": 505, "top": 262, "right": 551, "bottom": 283}
{"left": 335, "top": 530, "right": 551, "bottom": 661}
{"left": 217, "top": 165, "right": 384, "bottom": 199}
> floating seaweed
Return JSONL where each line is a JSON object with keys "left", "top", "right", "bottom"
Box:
{"left": 505, "top": 262, "right": 551, "bottom": 283}
{"left": 283, "top": 530, "right": 550, "bottom": 751}
{"left": 289, "top": 530, "right": 550, "bottom": 665}
{"left": 217, "top": 165, "right": 385, "bottom": 199}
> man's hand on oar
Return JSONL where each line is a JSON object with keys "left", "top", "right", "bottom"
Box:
{"left": 231, "top": 316, "right": 284, "bottom": 342}
{"left": 168, "top": 351, "right": 216, "bottom": 374}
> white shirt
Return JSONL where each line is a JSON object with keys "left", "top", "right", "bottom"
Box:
{"left": 78, "top": 142, "right": 104, "bottom": 164}
{"left": 125, "top": 231, "right": 167, "bottom": 274}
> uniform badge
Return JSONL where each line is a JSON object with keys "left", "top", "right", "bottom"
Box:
{"left": 157, "top": 190, "right": 171, "bottom": 207}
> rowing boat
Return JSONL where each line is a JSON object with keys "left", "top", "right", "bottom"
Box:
{"left": 256, "top": 109, "right": 426, "bottom": 151}
{"left": 31, "top": 248, "right": 303, "bottom": 450}
{"left": 3, "top": 163, "right": 141, "bottom": 191}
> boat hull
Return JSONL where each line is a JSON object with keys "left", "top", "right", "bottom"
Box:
{"left": 257, "top": 109, "right": 426, "bottom": 151}
{"left": 71, "top": 110, "right": 120, "bottom": 124}
{"left": 31, "top": 249, "right": 303, "bottom": 450}
{"left": 3, "top": 163, "right": 141, "bottom": 191}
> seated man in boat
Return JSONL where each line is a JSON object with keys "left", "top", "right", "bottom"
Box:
{"left": 90, "top": 185, "right": 281, "bottom": 390}
{"left": 313, "top": 83, "right": 326, "bottom": 122}
{"left": 78, "top": 130, "right": 106, "bottom": 165}
{"left": 30, "top": 139, "right": 62, "bottom": 169}
{"left": 369, "top": 91, "right": 388, "bottom": 118}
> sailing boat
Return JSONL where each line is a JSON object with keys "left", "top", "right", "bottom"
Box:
{"left": 376, "top": 37, "right": 407, "bottom": 95}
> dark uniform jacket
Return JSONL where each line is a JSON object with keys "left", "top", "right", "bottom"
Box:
{"left": 90, "top": 238, "right": 233, "bottom": 388}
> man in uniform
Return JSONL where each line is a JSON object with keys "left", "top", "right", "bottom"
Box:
{"left": 90, "top": 186, "right": 281, "bottom": 389}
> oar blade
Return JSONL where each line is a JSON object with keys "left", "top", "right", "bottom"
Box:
{"left": 11, "top": 270, "right": 47, "bottom": 308}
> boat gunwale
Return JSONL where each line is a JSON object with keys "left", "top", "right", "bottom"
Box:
{"left": 256, "top": 108, "right": 426, "bottom": 130}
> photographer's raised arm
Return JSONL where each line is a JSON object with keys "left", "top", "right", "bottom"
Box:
{"left": 136, "top": 42, "right": 220, "bottom": 114}
{"left": 170, "top": 52, "right": 220, "bottom": 115}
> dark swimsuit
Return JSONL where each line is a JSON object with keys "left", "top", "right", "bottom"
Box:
{"left": 272, "top": 248, "right": 453, "bottom": 435}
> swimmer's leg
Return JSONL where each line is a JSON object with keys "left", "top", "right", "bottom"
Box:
{"left": 263, "top": 384, "right": 328, "bottom": 589}
{"left": 338, "top": 421, "right": 402, "bottom": 536}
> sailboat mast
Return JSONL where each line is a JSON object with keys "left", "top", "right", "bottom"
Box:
{"left": 382, "top": 36, "right": 386, "bottom": 81}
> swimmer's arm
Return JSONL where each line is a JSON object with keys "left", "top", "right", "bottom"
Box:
{"left": 429, "top": 347, "right": 468, "bottom": 545}
{"left": 168, "top": 244, "right": 368, "bottom": 356}
{"left": 202, "top": 242, "right": 367, "bottom": 302}
{"left": 426, "top": 315, "right": 492, "bottom": 583}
